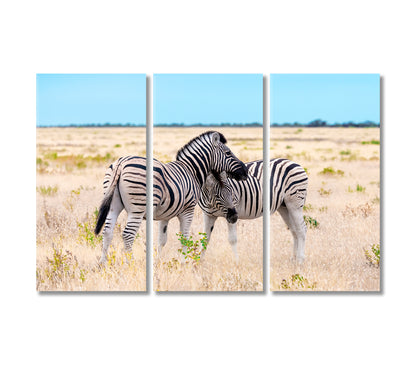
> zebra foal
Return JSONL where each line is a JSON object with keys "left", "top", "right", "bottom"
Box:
{"left": 199, "top": 158, "right": 308, "bottom": 264}
{"left": 94, "top": 131, "right": 247, "bottom": 264}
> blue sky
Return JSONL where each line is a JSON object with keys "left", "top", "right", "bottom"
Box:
{"left": 36, "top": 74, "right": 146, "bottom": 126}
{"left": 271, "top": 74, "right": 380, "bottom": 124}
{"left": 154, "top": 74, "right": 262, "bottom": 125}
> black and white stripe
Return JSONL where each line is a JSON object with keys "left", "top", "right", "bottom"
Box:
{"left": 94, "top": 131, "right": 248, "bottom": 264}
{"left": 199, "top": 158, "right": 308, "bottom": 263}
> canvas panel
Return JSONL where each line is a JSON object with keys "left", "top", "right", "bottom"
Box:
{"left": 36, "top": 74, "right": 147, "bottom": 291}
{"left": 152, "top": 74, "right": 264, "bottom": 292}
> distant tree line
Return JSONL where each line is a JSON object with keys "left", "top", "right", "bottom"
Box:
{"left": 37, "top": 122, "right": 263, "bottom": 128}
{"left": 36, "top": 123, "right": 146, "bottom": 128}
{"left": 37, "top": 120, "right": 379, "bottom": 128}
{"left": 271, "top": 119, "right": 379, "bottom": 128}
{"left": 154, "top": 122, "right": 262, "bottom": 127}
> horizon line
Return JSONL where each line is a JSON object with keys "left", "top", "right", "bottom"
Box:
{"left": 36, "top": 120, "right": 379, "bottom": 128}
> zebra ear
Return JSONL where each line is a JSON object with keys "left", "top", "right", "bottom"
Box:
{"left": 220, "top": 171, "right": 228, "bottom": 183}
{"left": 211, "top": 132, "right": 220, "bottom": 145}
{"left": 205, "top": 173, "right": 216, "bottom": 189}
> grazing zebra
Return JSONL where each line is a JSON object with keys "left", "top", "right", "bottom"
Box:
{"left": 199, "top": 158, "right": 308, "bottom": 263}
{"left": 94, "top": 131, "right": 248, "bottom": 264}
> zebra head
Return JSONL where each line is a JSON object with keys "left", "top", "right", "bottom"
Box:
{"left": 202, "top": 171, "right": 238, "bottom": 224}
{"left": 210, "top": 132, "right": 248, "bottom": 181}
{"left": 176, "top": 131, "right": 248, "bottom": 186}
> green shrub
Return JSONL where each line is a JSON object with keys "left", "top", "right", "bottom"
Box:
{"left": 348, "top": 184, "right": 366, "bottom": 193}
{"left": 304, "top": 215, "right": 319, "bottom": 229}
{"left": 356, "top": 184, "right": 366, "bottom": 192}
{"left": 44, "top": 152, "right": 58, "bottom": 160}
{"left": 339, "top": 149, "right": 351, "bottom": 155}
{"left": 320, "top": 166, "right": 333, "bottom": 174}
{"left": 303, "top": 203, "right": 314, "bottom": 212}
{"left": 90, "top": 153, "right": 113, "bottom": 163}
{"left": 37, "top": 152, "right": 114, "bottom": 172}
{"left": 37, "top": 185, "right": 58, "bottom": 196}
{"left": 279, "top": 274, "right": 317, "bottom": 290}
{"left": 36, "top": 158, "right": 49, "bottom": 173}
{"left": 318, "top": 187, "right": 332, "bottom": 196}
{"left": 76, "top": 160, "right": 87, "bottom": 169}
{"left": 37, "top": 245, "right": 88, "bottom": 288}
{"left": 78, "top": 214, "right": 102, "bottom": 247}
{"left": 319, "top": 167, "right": 344, "bottom": 176}
{"left": 361, "top": 140, "right": 380, "bottom": 145}
{"left": 364, "top": 244, "right": 380, "bottom": 267}
{"left": 340, "top": 153, "right": 358, "bottom": 162}
{"left": 177, "top": 232, "right": 208, "bottom": 264}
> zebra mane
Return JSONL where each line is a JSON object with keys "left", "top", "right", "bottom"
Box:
{"left": 176, "top": 131, "right": 227, "bottom": 160}
{"left": 210, "top": 170, "right": 224, "bottom": 188}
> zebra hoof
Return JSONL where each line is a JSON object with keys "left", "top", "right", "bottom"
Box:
{"left": 97, "top": 259, "right": 107, "bottom": 268}
{"left": 290, "top": 256, "right": 305, "bottom": 265}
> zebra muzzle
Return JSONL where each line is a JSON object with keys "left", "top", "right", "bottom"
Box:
{"left": 226, "top": 208, "right": 238, "bottom": 224}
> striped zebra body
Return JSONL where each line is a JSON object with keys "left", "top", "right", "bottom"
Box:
{"left": 152, "top": 159, "right": 199, "bottom": 221}
{"left": 199, "top": 158, "right": 308, "bottom": 263}
{"left": 94, "top": 131, "right": 248, "bottom": 264}
{"left": 96, "top": 155, "right": 147, "bottom": 264}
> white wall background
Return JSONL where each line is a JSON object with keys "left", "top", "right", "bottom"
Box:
{"left": 1, "top": 1, "right": 414, "bottom": 373}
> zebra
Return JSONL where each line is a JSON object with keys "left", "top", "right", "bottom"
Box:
{"left": 199, "top": 158, "right": 308, "bottom": 264}
{"left": 200, "top": 170, "right": 239, "bottom": 225}
{"left": 94, "top": 131, "right": 248, "bottom": 264}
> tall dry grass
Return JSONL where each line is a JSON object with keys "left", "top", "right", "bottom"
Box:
{"left": 36, "top": 126, "right": 380, "bottom": 292}
{"left": 270, "top": 127, "right": 380, "bottom": 291}
{"left": 36, "top": 127, "right": 147, "bottom": 291}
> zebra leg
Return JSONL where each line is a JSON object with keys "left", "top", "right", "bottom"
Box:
{"left": 227, "top": 222, "right": 239, "bottom": 263}
{"left": 278, "top": 204, "right": 306, "bottom": 264}
{"left": 178, "top": 208, "right": 195, "bottom": 263}
{"left": 289, "top": 205, "right": 307, "bottom": 264}
{"left": 122, "top": 212, "right": 144, "bottom": 259}
{"left": 201, "top": 214, "right": 217, "bottom": 260}
{"left": 203, "top": 214, "right": 218, "bottom": 243}
{"left": 99, "top": 188, "right": 124, "bottom": 264}
{"left": 157, "top": 220, "right": 170, "bottom": 255}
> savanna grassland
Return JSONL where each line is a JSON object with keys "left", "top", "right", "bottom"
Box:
{"left": 36, "top": 126, "right": 380, "bottom": 292}
{"left": 36, "top": 127, "right": 147, "bottom": 291}
{"left": 153, "top": 127, "right": 264, "bottom": 291}
{"left": 270, "top": 127, "right": 380, "bottom": 291}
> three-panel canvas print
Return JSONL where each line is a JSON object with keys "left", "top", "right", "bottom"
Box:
{"left": 36, "top": 73, "right": 380, "bottom": 292}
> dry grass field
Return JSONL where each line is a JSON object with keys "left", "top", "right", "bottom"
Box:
{"left": 36, "top": 127, "right": 147, "bottom": 291}
{"left": 270, "top": 127, "right": 380, "bottom": 291}
{"left": 153, "top": 127, "right": 263, "bottom": 291}
{"left": 36, "top": 126, "right": 380, "bottom": 292}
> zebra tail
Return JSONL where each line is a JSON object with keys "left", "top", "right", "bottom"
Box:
{"left": 94, "top": 160, "right": 123, "bottom": 235}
